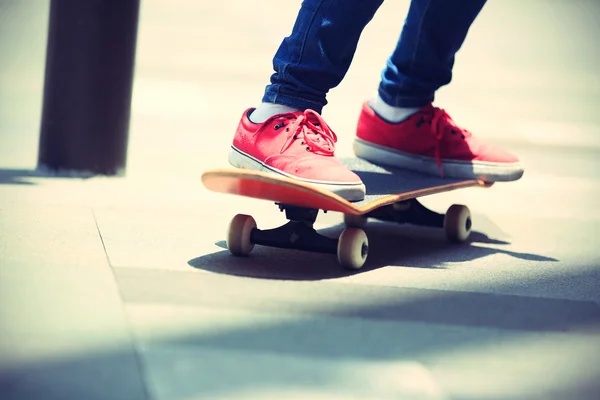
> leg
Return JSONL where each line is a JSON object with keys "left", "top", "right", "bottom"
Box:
{"left": 379, "top": 0, "right": 487, "bottom": 108}
{"left": 262, "top": 0, "right": 384, "bottom": 114}
{"left": 229, "top": 0, "right": 384, "bottom": 202}
{"left": 354, "top": 0, "right": 525, "bottom": 182}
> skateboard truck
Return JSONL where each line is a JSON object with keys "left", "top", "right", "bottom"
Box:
{"left": 352, "top": 198, "right": 448, "bottom": 229}
{"left": 225, "top": 200, "right": 471, "bottom": 271}
{"left": 226, "top": 204, "right": 369, "bottom": 270}
{"left": 249, "top": 204, "right": 339, "bottom": 254}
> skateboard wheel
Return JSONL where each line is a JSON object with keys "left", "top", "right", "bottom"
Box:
{"left": 444, "top": 204, "right": 471, "bottom": 243}
{"left": 337, "top": 228, "right": 369, "bottom": 270}
{"left": 226, "top": 214, "right": 256, "bottom": 256}
{"left": 343, "top": 214, "right": 367, "bottom": 228}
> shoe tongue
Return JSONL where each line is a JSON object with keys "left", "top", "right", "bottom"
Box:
{"left": 417, "top": 104, "right": 435, "bottom": 114}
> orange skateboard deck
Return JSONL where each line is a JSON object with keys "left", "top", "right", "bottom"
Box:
{"left": 202, "top": 157, "right": 493, "bottom": 270}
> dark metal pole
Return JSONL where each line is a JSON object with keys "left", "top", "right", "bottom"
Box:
{"left": 38, "top": 0, "right": 140, "bottom": 176}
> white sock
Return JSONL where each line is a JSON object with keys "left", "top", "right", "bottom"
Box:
{"left": 249, "top": 102, "right": 300, "bottom": 123}
{"left": 368, "top": 95, "right": 420, "bottom": 123}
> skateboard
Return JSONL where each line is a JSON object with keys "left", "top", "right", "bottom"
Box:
{"left": 201, "top": 157, "right": 493, "bottom": 270}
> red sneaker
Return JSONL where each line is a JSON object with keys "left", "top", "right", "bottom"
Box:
{"left": 229, "top": 108, "right": 366, "bottom": 201}
{"left": 354, "top": 102, "right": 524, "bottom": 182}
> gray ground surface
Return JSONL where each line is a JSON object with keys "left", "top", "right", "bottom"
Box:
{"left": 1, "top": 1, "right": 599, "bottom": 399}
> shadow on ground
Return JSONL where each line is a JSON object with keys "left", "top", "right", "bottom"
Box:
{"left": 2, "top": 266, "right": 597, "bottom": 400}
{"left": 0, "top": 168, "right": 96, "bottom": 185}
{"left": 188, "top": 221, "right": 558, "bottom": 281}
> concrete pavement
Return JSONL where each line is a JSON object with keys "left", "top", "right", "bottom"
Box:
{"left": 1, "top": 1, "right": 600, "bottom": 399}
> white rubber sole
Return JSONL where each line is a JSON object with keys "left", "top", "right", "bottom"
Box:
{"left": 353, "top": 138, "right": 524, "bottom": 182}
{"left": 228, "top": 146, "right": 366, "bottom": 201}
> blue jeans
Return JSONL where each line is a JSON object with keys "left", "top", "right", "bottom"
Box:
{"left": 262, "top": 0, "right": 487, "bottom": 113}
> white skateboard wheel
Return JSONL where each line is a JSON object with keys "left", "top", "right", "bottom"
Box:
{"left": 226, "top": 214, "right": 256, "bottom": 256}
{"left": 343, "top": 213, "right": 368, "bottom": 228}
{"left": 337, "top": 227, "right": 369, "bottom": 270}
{"left": 444, "top": 204, "right": 471, "bottom": 243}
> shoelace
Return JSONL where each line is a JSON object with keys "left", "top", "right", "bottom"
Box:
{"left": 417, "top": 107, "right": 471, "bottom": 177}
{"left": 267, "top": 109, "right": 337, "bottom": 156}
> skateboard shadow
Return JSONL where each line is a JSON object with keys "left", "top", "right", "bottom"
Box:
{"left": 188, "top": 221, "right": 558, "bottom": 281}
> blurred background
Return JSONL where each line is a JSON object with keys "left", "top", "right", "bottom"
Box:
{"left": 1, "top": 1, "right": 599, "bottom": 399}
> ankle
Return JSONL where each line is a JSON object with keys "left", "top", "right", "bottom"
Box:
{"left": 249, "top": 102, "right": 300, "bottom": 123}
{"left": 368, "top": 95, "right": 420, "bottom": 123}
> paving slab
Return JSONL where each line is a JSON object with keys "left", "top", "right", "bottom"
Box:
{"left": 0, "top": 202, "right": 147, "bottom": 400}
{"left": 116, "top": 269, "right": 600, "bottom": 400}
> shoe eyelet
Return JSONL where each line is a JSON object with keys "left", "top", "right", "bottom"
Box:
{"left": 415, "top": 117, "right": 428, "bottom": 127}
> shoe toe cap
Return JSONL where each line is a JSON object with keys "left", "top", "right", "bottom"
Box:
{"left": 268, "top": 155, "right": 363, "bottom": 184}
{"left": 471, "top": 142, "right": 521, "bottom": 164}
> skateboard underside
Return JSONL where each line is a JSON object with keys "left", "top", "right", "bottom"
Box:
{"left": 203, "top": 157, "right": 488, "bottom": 215}
{"left": 342, "top": 157, "right": 484, "bottom": 206}
{"left": 203, "top": 157, "right": 491, "bottom": 270}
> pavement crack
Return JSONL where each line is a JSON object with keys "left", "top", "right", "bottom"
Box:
{"left": 92, "top": 208, "right": 113, "bottom": 268}
{"left": 91, "top": 208, "right": 153, "bottom": 400}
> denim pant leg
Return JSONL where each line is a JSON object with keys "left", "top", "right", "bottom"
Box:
{"left": 378, "top": 0, "right": 487, "bottom": 108}
{"left": 262, "top": 0, "right": 384, "bottom": 114}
